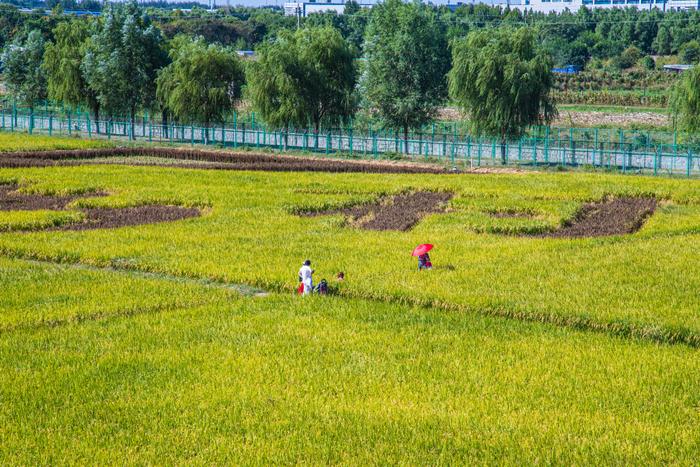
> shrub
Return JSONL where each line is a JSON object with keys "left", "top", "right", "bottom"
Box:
{"left": 640, "top": 56, "right": 656, "bottom": 71}
{"left": 680, "top": 40, "right": 700, "bottom": 64}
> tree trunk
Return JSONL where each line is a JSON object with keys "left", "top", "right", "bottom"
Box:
{"left": 403, "top": 125, "right": 409, "bottom": 154}
{"left": 162, "top": 110, "right": 168, "bottom": 139}
{"left": 500, "top": 136, "right": 507, "bottom": 165}
{"left": 314, "top": 121, "right": 320, "bottom": 151}
{"left": 130, "top": 106, "right": 136, "bottom": 141}
{"left": 93, "top": 104, "right": 100, "bottom": 134}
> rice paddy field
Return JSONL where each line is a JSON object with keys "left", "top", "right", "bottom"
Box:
{"left": 0, "top": 133, "right": 113, "bottom": 153}
{"left": 2, "top": 139, "right": 700, "bottom": 463}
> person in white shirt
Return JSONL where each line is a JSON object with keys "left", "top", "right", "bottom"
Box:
{"left": 298, "top": 259, "right": 314, "bottom": 295}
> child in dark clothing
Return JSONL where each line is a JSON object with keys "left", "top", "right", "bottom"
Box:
{"left": 418, "top": 253, "right": 432, "bottom": 270}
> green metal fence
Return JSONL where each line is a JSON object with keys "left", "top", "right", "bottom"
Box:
{"left": 2, "top": 107, "right": 699, "bottom": 177}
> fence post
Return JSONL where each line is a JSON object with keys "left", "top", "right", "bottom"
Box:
{"left": 673, "top": 130, "right": 677, "bottom": 162}
{"left": 593, "top": 128, "right": 598, "bottom": 167}
{"left": 688, "top": 148, "right": 692, "bottom": 177}
{"left": 654, "top": 147, "right": 659, "bottom": 176}
{"left": 467, "top": 137, "right": 472, "bottom": 166}
{"left": 326, "top": 132, "right": 331, "bottom": 155}
{"left": 233, "top": 112, "right": 238, "bottom": 148}
{"left": 544, "top": 127, "right": 550, "bottom": 164}
{"left": 49, "top": 114, "right": 53, "bottom": 136}
{"left": 191, "top": 125, "right": 194, "bottom": 146}
{"left": 68, "top": 112, "right": 72, "bottom": 136}
{"left": 442, "top": 131, "right": 447, "bottom": 161}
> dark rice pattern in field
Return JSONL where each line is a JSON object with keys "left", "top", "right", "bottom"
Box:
{"left": 302, "top": 191, "right": 453, "bottom": 231}
{"left": 0, "top": 184, "right": 106, "bottom": 211}
{"left": 60, "top": 206, "right": 201, "bottom": 231}
{"left": 0, "top": 148, "right": 447, "bottom": 174}
{"left": 0, "top": 183, "right": 199, "bottom": 231}
{"left": 534, "top": 196, "right": 657, "bottom": 238}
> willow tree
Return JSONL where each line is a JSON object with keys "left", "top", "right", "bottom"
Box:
{"left": 362, "top": 0, "right": 449, "bottom": 153}
{"left": 156, "top": 36, "right": 244, "bottom": 142}
{"left": 247, "top": 26, "right": 356, "bottom": 148}
{"left": 449, "top": 27, "right": 557, "bottom": 164}
{"left": 43, "top": 20, "right": 102, "bottom": 132}
{"left": 671, "top": 66, "right": 700, "bottom": 133}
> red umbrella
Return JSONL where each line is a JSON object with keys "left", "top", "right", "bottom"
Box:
{"left": 412, "top": 244, "right": 433, "bottom": 257}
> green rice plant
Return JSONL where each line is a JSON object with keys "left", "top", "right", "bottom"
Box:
{"left": 0, "top": 131, "right": 113, "bottom": 152}
{"left": 1, "top": 165, "right": 700, "bottom": 345}
{"left": 1, "top": 257, "right": 700, "bottom": 463}
{"left": 0, "top": 257, "right": 240, "bottom": 332}
{"left": 0, "top": 210, "right": 84, "bottom": 232}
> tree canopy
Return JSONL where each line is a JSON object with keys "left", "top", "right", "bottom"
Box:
{"left": 42, "top": 20, "right": 102, "bottom": 129}
{"left": 247, "top": 26, "right": 356, "bottom": 136}
{"left": 449, "top": 27, "right": 556, "bottom": 163}
{"left": 362, "top": 0, "right": 449, "bottom": 151}
{"left": 157, "top": 36, "right": 244, "bottom": 132}
{"left": 1, "top": 30, "right": 47, "bottom": 111}
{"left": 671, "top": 66, "right": 700, "bottom": 133}
{"left": 81, "top": 0, "right": 167, "bottom": 134}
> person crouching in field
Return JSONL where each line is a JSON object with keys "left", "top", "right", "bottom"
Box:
{"left": 418, "top": 253, "right": 432, "bottom": 271}
{"left": 298, "top": 259, "right": 314, "bottom": 295}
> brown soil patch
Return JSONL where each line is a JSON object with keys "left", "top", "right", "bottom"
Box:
{"left": 60, "top": 205, "right": 200, "bottom": 231}
{"left": 301, "top": 191, "right": 453, "bottom": 231}
{"left": 0, "top": 183, "right": 199, "bottom": 231}
{"left": 0, "top": 184, "right": 105, "bottom": 211}
{"left": 534, "top": 196, "right": 656, "bottom": 238}
{"left": 0, "top": 148, "right": 447, "bottom": 174}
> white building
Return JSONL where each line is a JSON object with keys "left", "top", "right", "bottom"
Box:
{"left": 513, "top": 0, "right": 698, "bottom": 13}
{"left": 284, "top": 0, "right": 371, "bottom": 16}
{"left": 284, "top": 0, "right": 699, "bottom": 16}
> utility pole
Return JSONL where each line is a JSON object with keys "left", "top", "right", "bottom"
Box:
{"left": 297, "top": 4, "right": 301, "bottom": 29}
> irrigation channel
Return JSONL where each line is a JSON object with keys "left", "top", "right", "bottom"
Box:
{"left": 3, "top": 109, "right": 700, "bottom": 176}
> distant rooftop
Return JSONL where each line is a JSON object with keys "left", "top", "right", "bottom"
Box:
{"left": 663, "top": 64, "right": 694, "bottom": 72}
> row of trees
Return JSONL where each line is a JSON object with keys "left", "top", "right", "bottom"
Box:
{"left": 7, "top": 2, "right": 700, "bottom": 68}
{"left": 5, "top": 0, "right": 700, "bottom": 154}
{"left": 0, "top": 0, "right": 556, "bottom": 156}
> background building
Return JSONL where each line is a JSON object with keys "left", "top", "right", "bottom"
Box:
{"left": 284, "top": 0, "right": 699, "bottom": 16}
